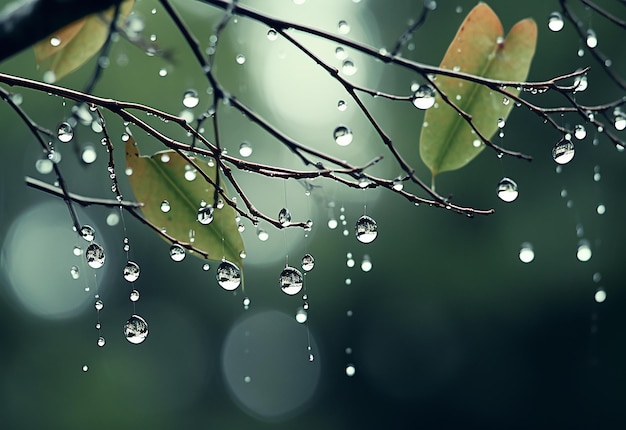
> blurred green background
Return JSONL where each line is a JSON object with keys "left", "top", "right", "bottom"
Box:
{"left": 1, "top": 0, "right": 625, "bottom": 428}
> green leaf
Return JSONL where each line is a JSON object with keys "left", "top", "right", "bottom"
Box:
{"left": 419, "top": 3, "right": 537, "bottom": 180}
{"left": 33, "top": 0, "right": 134, "bottom": 82}
{"left": 125, "top": 134, "right": 245, "bottom": 269}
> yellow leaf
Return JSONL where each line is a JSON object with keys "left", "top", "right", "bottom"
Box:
{"left": 33, "top": 0, "right": 134, "bottom": 82}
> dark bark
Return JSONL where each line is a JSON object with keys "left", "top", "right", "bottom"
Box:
{"left": 0, "top": 0, "right": 122, "bottom": 63}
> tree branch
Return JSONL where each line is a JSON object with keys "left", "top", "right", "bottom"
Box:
{"left": 0, "top": 0, "right": 123, "bottom": 63}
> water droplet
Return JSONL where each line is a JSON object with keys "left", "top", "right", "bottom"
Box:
{"left": 412, "top": 84, "right": 436, "bottom": 110}
{"left": 94, "top": 299, "right": 104, "bottom": 311}
{"left": 197, "top": 205, "right": 214, "bottom": 225}
{"left": 497, "top": 117, "right": 506, "bottom": 128}
{"left": 574, "top": 74, "right": 588, "bottom": 92}
{"left": 238, "top": 141, "right": 253, "bottom": 157}
{"left": 267, "top": 28, "right": 278, "bottom": 40}
{"left": 82, "top": 365, "right": 89, "bottom": 372}
{"left": 50, "top": 36, "right": 61, "bottom": 47}
{"left": 472, "top": 139, "right": 482, "bottom": 148}
{"left": 70, "top": 265, "right": 80, "bottom": 279}
{"left": 43, "top": 70, "right": 56, "bottom": 83}
{"left": 184, "top": 169, "right": 197, "bottom": 181}
{"left": 345, "top": 364, "right": 356, "bottom": 377}
{"left": 301, "top": 253, "right": 315, "bottom": 271}
{"left": 548, "top": 12, "right": 564, "bottom": 32}
{"left": 279, "top": 266, "right": 303, "bottom": 295}
{"left": 169, "top": 244, "right": 186, "bottom": 262}
{"left": 257, "top": 229, "right": 269, "bottom": 241}
{"left": 333, "top": 125, "right": 353, "bottom": 146}
{"left": 613, "top": 109, "right": 626, "bottom": 130}
{"left": 597, "top": 204, "right": 606, "bottom": 215}
{"left": 160, "top": 153, "right": 170, "bottom": 163}
{"left": 338, "top": 20, "right": 350, "bottom": 34}
{"left": 586, "top": 29, "right": 598, "bottom": 48}
{"left": 72, "top": 245, "right": 82, "bottom": 256}
{"left": 309, "top": 353, "right": 315, "bottom": 362}
{"left": 360, "top": 255, "right": 372, "bottom": 272}
{"left": 106, "top": 212, "right": 119, "bottom": 226}
{"left": 182, "top": 89, "right": 199, "bottom": 108}
{"left": 56, "top": 122, "right": 74, "bottom": 143}
{"left": 216, "top": 260, "right": 241, "bottom": 291}
{"left": 341, "top": 59, "right": 357, "bottom": 76}
{"left": 81, "top": 145, "right": 97, "bottom": 164}
{"left": 327, "top": 218, "right": 338, "bottom": 229}
{"left": 295, "top": 307, "right": 308, "bottom": 323}
{"left": 355, "top": 215, "right": 377, "bottom": 243}
{"left": 35, "top": 158, "right": 53, "bottom": 174}
{"left": 577, "top": 240, "right": 592, "bottom": 262}
{"left": 337, "top": 100, "right": 347, "bottom": 111}
{"left": 278, "top": 208, "right": 292, "bottom": 226}
{"left": 496, "top": 177, "right": 519, "bottom": 202}
{"left": 85, "top": 243, "right": 105, "bottom": 268}
{"left": 160, "top": 200, "right": 171, "bottom": 213}
{"left": 502, "top": 97, "right": 510, "bottom": 106}
{"left": 595, "top": 288, "right": 606, "bottom": 303}
{"left": 130, "top": 289, "right": 140, "bottom": 302}
{"left": 574, "top": 124, "right": 586, "bottom": 140}
{"left": 519, "top": 242, "right": 534, "bottom": 263}
{"left": 123, "top": 261, "right": 140, "bottom": 282}
{"left": 552, "top": 138, "right": 575, "bottom": 164}
{"left": 235, "top": 54, "right": 246, "bottom": 64}
{"left": 124, "top": 314, "right": 149, "bottom": 344}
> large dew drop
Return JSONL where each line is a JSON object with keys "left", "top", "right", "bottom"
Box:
{"left": 169, "top": 243, "right": 186, "bottom": 262}
{"left": 123, "top": 261, "right": 140, "bottom": 282}
{"left": 124, "top": 314, "right": 149, "bottom": 344}
{"left": 548, "top": 12, "right": 564, "bottom": 32}
{"left": 80, "top": 225, "right": 95, "bottom": 242}
{"left": 197, "top": 205, "right": 214, "bottom": 225}
{"left": 85, "top": 243, "right": 105, "bottom": 269}
{"left": 355, "top": 215, "right": 378, "bottom": 243}
{"left": 496, "top": 177, "right": 519, "bottom": 202}
{"left": 333, "top": 125, "right": 353, "bottom": 146}
{"left": 57, "top": 122, "right": 74, "bottom": 143}
{"left": 279, "top": 266, "right": 303, "bottom": 296}
{"left": 216, "top": 260, "right": 241, "bottom": 291}
{"left": 412, "top": 84, "right": 436, "bottom": 110}
{"left": 182, "top": 89, "right": 199, "bottom": 108}
{"left": 278, "top": 208, "right": 292, "bottom": 226}
{"left": 552, "top": 138, "right": 575, "bottom": 165}
{"left": 301, "top": 253, "right": 315, "bottom": 271}
{"left": 519, "top": 242, "right": 534, "bottom": 263}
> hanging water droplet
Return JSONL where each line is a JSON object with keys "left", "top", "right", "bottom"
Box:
{"left": 497, "top": 117, "right": 506, "bottom": 128}
{"left": 519, "top": 242, "right": 534, "bottom": 263}
{"left": 597, "top": 204, "right": 606, "bottom": 215}
{"left": 57, "top": 122, "right": 73, "bottom": 143}
{"left": 548, "top": 12, "right": 564, "bottom": 32}
{"left": 80, "top": 225, "right": 95, "bottom": 242}
{"left": 86, "top": 243, "right": 105, "bottom": 269}
{"left": 574, "top": 74, "right": 588, "bottom": 92}
{"left": 184, "top": 168, "right": 197, "bottom": 181}
{"left": 309, "top": 353, "right": 315, "bottom": 362}
{"left": 242, "top": 296, "right": 251, "bottom": 310}
{"left": 235, "top": 54, "right": 246, "bottom": 64}
{"left": 278, "top": 208, "right": 292, "bottom": 226}
{"left": 70, "top": 265, "right": 80, "bottom": 279}
{"left": 345, "top": 364, "right": 356, "bottom": 377}
{"left": 124, "top": 314, "right": 149, "bottom": 344}
{"left": 82, "top": 365, "right": 89, "bottom": 372}
{"left": 338, "top": 20, "right": 350, "bottom": 34}
{"left": 35, "top": 158, "right": 53, "bottom": 174}
{"left": 613, "top": 108, "right": 626, "bottom": 130}
{"left": 169, "top": 244, "right": 186, "bottom": 262}
{"left": 72, "top": 245, "right": 82, "bottom": 256}
{"left": 279, "top": 266, "right": 303, "bottom": 295}
{"left": 595, "top": 288, "right": 606, "bottom": 303}
{"left": 412, "top": 84, "right": 436, "bottom": 110}
{"left": 237, "top": 141, "right": 253, "bottom": 157}
{"left": 586, "top": 29, "right": 598, "bottom": 48}
{"left": 355, "top": 215, "right": 377, "bottom": 243}
{"left": 81, "top": 145, "right": 97, "bottom": 164}
{"left": 50, "top": 36, "right": 61, "bottom": 46}
{"left": 160, "top": 153, "right": 170, "bottom": 163}
{"left": 130, "top": 289, "right": 140, "bottom": 302}
{"left": 496, "top": 177, "right": 519, "bottom": 202}
{"left": 301, "top": 253, "right": 315, "bottom": 271}
{"left": 97, "top": 336, "right": 106, "bottom": 347}
{"left": 333, "top": 125, "right": 353, "bottom": 146}
{"left": 327, "top": 218, "right": 338, "bottom": 229}
{"left": 341, "top": 59, "right": 357, "bottom": 76}
{"left": 216, "top": 260, "right": 241, "bottom": 291}
{"left": 181, "top": 89, "right": 200, "bottom": 108}
{"left": 94, "top": 299, "right": 104, "bottom": 311}
{"left": 197, "top": 205, "right": 214, "bottom": 225}
{"left": 337, "top": 100, "right": 347, "bottom": 111}
{"left": 574, "top": 124, "right": 586, "bottom": 140}
{"left": 346, "top": 252, "right": 355, "bottom": 267}
{"left": 123, "top": 261, "right": 140, "bottom": 282}
{"left": 160, "top": 200, "right": 171, "bottom": 213}
{"left": 577, "top": 240, "right": 592, "bottom": 262}
{"left": 295, "top": 307, "right": 308, "bottom": 323}
{"left": 552, "top": 138, "right": 575, "bottom": 164}
{"left": 267, "top": 28, "right": 278, "bottom": 40}
{"left": 257, "top": 229, "right": 269, "bottom": 241}
{"left": 360, "top": 254, "right": 372, "bottom": 272}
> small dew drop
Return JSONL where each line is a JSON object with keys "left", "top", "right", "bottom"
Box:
{"left": 257, "top": 229, "right": 269, "bottom": 241}
{"left": 70, "top": 265, "right": 80, "bottom": 279}
{"left": 267, "top": 28, "right": 278, "bottom": 40}
{"left": 197, "top": 205, "right": 214, "bottom": 225}
{"left": 341, "top": 59, "right": 357, "bottom": 76}
{"left": 124, "top": 314, "right": 149, "bottom": 344}
{"left": 412, "top": 84, "right": 436, "bottom": 110}
{"left": 216, "top": 260, "right": 241, "bottom": 291}
{"left": 472, "top": 139, "right": 482, "bottom": 148}
{"left": 81, "top": 145, "right": 97, "bottom": 164}
{"left": 97, "top": 336, "right": 106, "bottom": 347}
{"left": 613, "top": 109, "right": 626, "bottom": 130}
{"left": 548, "top": 12, "right": 564, "bottom": 32}
{"left": 82, "top": 365, "right": 89, "bottom": 372}
{"left": 502, "top": 97, "right": 510, "bottom": 106}
{"left": 338, "top": 20, "right": 350, "bottom": 34}
{"left": 574, "top": 124, "right": 587, "bottom": 140}
{"left": 552, "top": 138, "right": 575, "bottom": 165}
{"left": 106, "top": 212, "right": 120, "bottom": 226}
{"left": 160, "top": 200, "right": 171, "bottom": 213}
{"left": 496, "top": 177, "right": 519, "bottom": 202}
{"left": 574, "top": 74, "right": 588, "bottom": 92}
{"left": 130, "top": 289, "right": 140, "bottom": 302}
{"left": 302, "top": 253, "right": 315, "bottom": 271}
{"left": 337, "top": 100, "right": 347, "bottom": 111}
{"left": 57, "top": 122, "right": 74, "bottom": 143}
{"left": 597, "top": 204, "right": 606, "bottom": 215}
{"left": 328, "top": 218, "right": 338, "bottom": 229}
{"left": 279, "top": 266, "right": 303, "bottom": 296}
{"left": 519, "top": 242, "right": 534, "bottom": 263}
{"left": 586, "top": 29, "right": 598, "bottom": 48}
{"left": 360, "top": 255, "right": 372, "bottom": 272}
{"left": 123, "top": 261, "right": 140, "bottom": 282}
{"left": 72, "top": 245, "right": 82, "bottom": 256}
{"left": 182, "top": 89, "right": 200, "bottom": 108}
{"left": 239, "top": 141, "right": 253, "bottom": 157}
{"left": 94, "top": 299, "right": 104, "bottom": 311}
{"left": 497, "top": 117, "right": 506, "bottom": 128}
{"left": 355, "top": 215, "right": 378, "bottom": 243}
{"left": 50, "top": 36, "right": 61, "bottom": 46}
{"left": 184, "top": 169, "right": 197, "bottom": 181}
{"left": 278, "top": 208, "right": 292, "bottom": 226}
{"left": 35, "top": 158, "right": 54, "bottom": 174}
{"left": 169, "top": 244, "right": 186, "bottom": 262}
{"left": 345, "top": 364, "right": 356, "bottom": 377}
{"left": 295, "top": 307, "right": 308, "bottom": 323}
{"left": 85, "top": 243, "right": 105, "bottom": 269}
{"left": 577, "top": 240, "right": 592, "bottom": 262}
{"left": 335, "top": 46, "right": 347, "bottom": 60}
{"left": 235, "top": 54, "right": 246, "bottom": 64}
{"left": 160, "top": 153, "right": 170, "bottom": 163}
{"left": 333, "top": 125, "right": 353, "bottom": 146}
{"left": 595, "top": 288, "right": 606, "bottom": 303}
